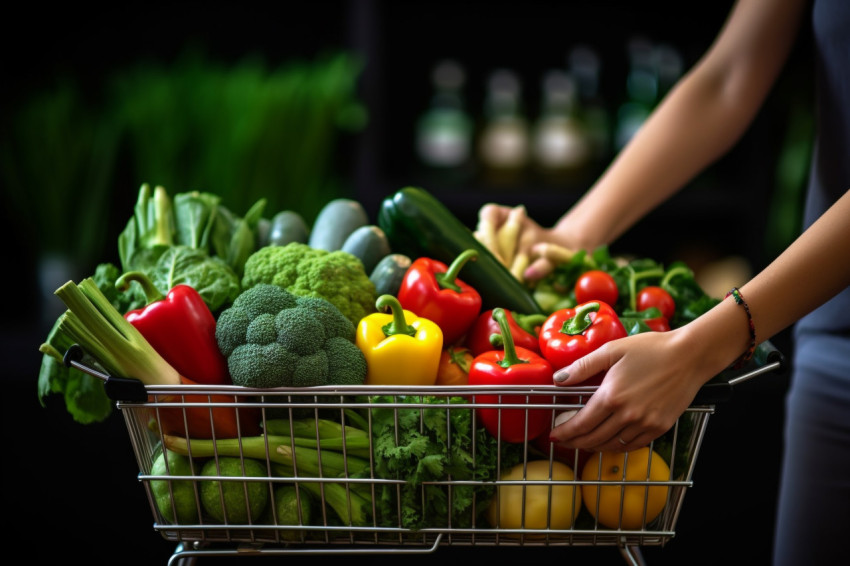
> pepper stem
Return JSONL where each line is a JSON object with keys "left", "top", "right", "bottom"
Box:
{"left": 493, "top": 308, "right": 527, "bottom": 368}
{"left": 560, "top": 302, "right": 601, "bottom": 335}
{"left": 376, "top": 294, "right": 417, "bottom": 337}
{"left": 512, "top": 312, "right": 547, "bottom": 335}
{"left": 115, "top": 271, "right": 165, "bottom": 305}
{"left": 434, "top": 249, "right": 478, "bottom": 293}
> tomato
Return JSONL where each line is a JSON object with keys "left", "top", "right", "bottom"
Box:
{"left": 575, "top": 270, "right": 619, "bottom": 306}
{"left": 636, "top": 286, "right": 676, "bottom": 321}
{"left": 487, "top": 460, "right": 582, "bottom": 532}
{"left": 435, "top": 346, "right": 473, "bottom": 386}
{"left": 644, "top": 316, "right": 671, "bottom": 333}
{"left": 580, "top": 448, "right": 671, "bottom": 529}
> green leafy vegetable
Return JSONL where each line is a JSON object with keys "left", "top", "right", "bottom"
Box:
{"left": 117, "top": 183, "right": 258, "bottom": 313}
{"left": 363, "top": 395, "right": 524, "bottom": 530}
{"left": 147, "top": 246, "right": 240, "bottom": 314}
{"left": 173, "top": 190, "right": 221, "bottom": 249}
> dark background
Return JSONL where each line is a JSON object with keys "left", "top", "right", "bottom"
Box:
{"left": 4, "top": 1, "right": 805, "bottom": 564}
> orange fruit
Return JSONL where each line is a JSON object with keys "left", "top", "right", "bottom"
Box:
{"left": 581, "top": 448, "right": 671, "bottom": 529}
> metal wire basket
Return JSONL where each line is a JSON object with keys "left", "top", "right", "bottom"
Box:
{"left": 64, "top": 340, "right": 785, "bottom": 565}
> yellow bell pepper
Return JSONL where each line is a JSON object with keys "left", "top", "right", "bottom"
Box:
{"left": 356, "top": 294, "right": 443, "bottom": 385}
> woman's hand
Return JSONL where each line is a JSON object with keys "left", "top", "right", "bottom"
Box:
{"left": 476, "top": 203, "right": 578, "bottom": 282}
{"left": 549, "top": 328, "right": 714, "bottom": 452}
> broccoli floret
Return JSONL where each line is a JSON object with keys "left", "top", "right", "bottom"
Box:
{"left": 295, "top": 296, "right": 356, "bottom": 342}
{"left": 274, "top": 308, "right": 326, "bottom": 355}
{"left": 227, "top": 343, "right": 298, "bottom": 389}
{"left": 241, "top": 242, "right": 377, "bottom": 325}
{"left": 216, "top": 283, "right": 367, "bottom": 388}
{"left": 215, "top": 307, "right": 251, "bottom": 358}
{"left": 293, "top": 351, "right": 329, "bottom": 387}
{"left": 325, "top": 337, "right": 368, "bottom": 385}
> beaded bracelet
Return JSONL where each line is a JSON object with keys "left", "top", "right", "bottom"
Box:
{"left": 726, "top": 287, "right": 756, "bottom": 369}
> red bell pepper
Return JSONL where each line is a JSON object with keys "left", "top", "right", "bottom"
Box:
{"left": 538, "top": 301, "right": 627, "bottom": 385}
{"left": 117, "top": 271, "right": 231, "bottom": 386}
{"left": 466, "top": 308, "right": 546, "bottom": 356}
{"left": 153, "top": 374, "right": 261, "bottom": 439}
{"left": 397, "top": 249, "right": 482, "bottom": 346}
{"left": 468, "top": 308, "right": 554, "bottom": 443}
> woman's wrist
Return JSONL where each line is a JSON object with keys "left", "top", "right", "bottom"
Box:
{"left": 674, "top": 294, "right": 757, "bottom": 380}
{"left": 550, "top": 217, "right": 601, "bottom": 254}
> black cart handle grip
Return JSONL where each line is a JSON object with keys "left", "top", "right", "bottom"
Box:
{"left": 692, "top": 339, "right": 787, "bottom": 405}
{"left": 63, "top": 344, "right": 149, "bottom": 402}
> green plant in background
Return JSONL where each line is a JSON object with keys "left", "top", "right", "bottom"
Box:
{"left": 108, "top": 49, "right": 368, "bottom": 224}
{"left": 2, "top": 48, "right": 367, "bottom": 332}
{"left": 1, "top": 80, "right": 120, "bottom": 285}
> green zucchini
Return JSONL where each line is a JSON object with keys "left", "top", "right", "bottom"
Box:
{"left": 268, "top": 210, "right": 310, "bottom": 246}
{"left": 377, "top": 187, "right": 543, "bottom": 314}
{"left": 308, "top": 198, "right": 369, "bottom": 251}
{"left": 369, "top": 253, "right": 412, "bottom": 297}
{"left": 342, "top": 225, "right": 391, "bottom": 273}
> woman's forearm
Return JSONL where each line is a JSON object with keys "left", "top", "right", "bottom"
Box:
{"left": 682, "top": 189, "right": 850, "bottom": 375}
{"left": 553, "top": 0, "right": 807, "bottom": 250}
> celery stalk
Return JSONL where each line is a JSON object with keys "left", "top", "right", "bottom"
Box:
{"left": 163, "top": 434, "right": 370, "bottom": 478}
{"left": 271, "top": 463, "right": 371, "bottom": 526}
{"left": 53, "top": 277, "right": 180, "bottom": 385}
{"left": 263, "top": 418, "right": 371, "bottom": 458}
{"left": 264, "top": 418, "right": 368, "bottom": 440}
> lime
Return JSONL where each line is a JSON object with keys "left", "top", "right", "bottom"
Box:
{"left": 200, "top": 457, "right": 270, "bottom": 524}
{"left": 260, "top": 485, "right": 312, "bottom": 540}
{"left": 150, "top": 449, "right": 200, "bottom": 524}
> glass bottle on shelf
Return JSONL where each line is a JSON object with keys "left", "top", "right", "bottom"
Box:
{"left": 568, "top": 44, "right": 611, "bottom": 174}
{"left": 654, "top": 42, "right": 683, "bottom": 101}
{"left": 477, "top": 68, "right": 530, "bottom": 187}
{"left": 530, "top": 69, "right": 593, "bottom": 187}
{"left": 614, "top": 36, "right": 658, "bottom": 151}
{"left": 415, "top": 59, "right": 474, "bottom": 185}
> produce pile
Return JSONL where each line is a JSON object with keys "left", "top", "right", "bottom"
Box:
{"left": 37, "top": 184, "right": 719, "bottom": 536}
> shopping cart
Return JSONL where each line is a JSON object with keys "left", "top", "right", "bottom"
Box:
{"left": 65, "top": 340, "right": 785, "bottom": 566}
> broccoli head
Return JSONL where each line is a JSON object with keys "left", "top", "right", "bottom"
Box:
{"left": 215, "top": 283, "right": 367, "bottom": 388}
{"left": 241, "top": 242, "right": 377, "bottom": 326}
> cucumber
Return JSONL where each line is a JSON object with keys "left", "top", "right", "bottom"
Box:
{"left": 369, "top": 253, "right": 412, "bottom": 297}
{"left": 341, "top": 225, "right": 392, "bottom": 273}
{"left": 308, "top": 198, "right": 369, "bottom": 251}
{"left": 377, "top": 187, "right": 543, "bottom": 314}
{"left": 268, "top": 210, "right": 310, "bottom": 246}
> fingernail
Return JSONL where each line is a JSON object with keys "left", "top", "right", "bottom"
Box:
{"left": 553, "top": 371, "right": 568, "bottom": 383}
{"left": 548, "top": 435, "right": 559, "bottom": 443}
